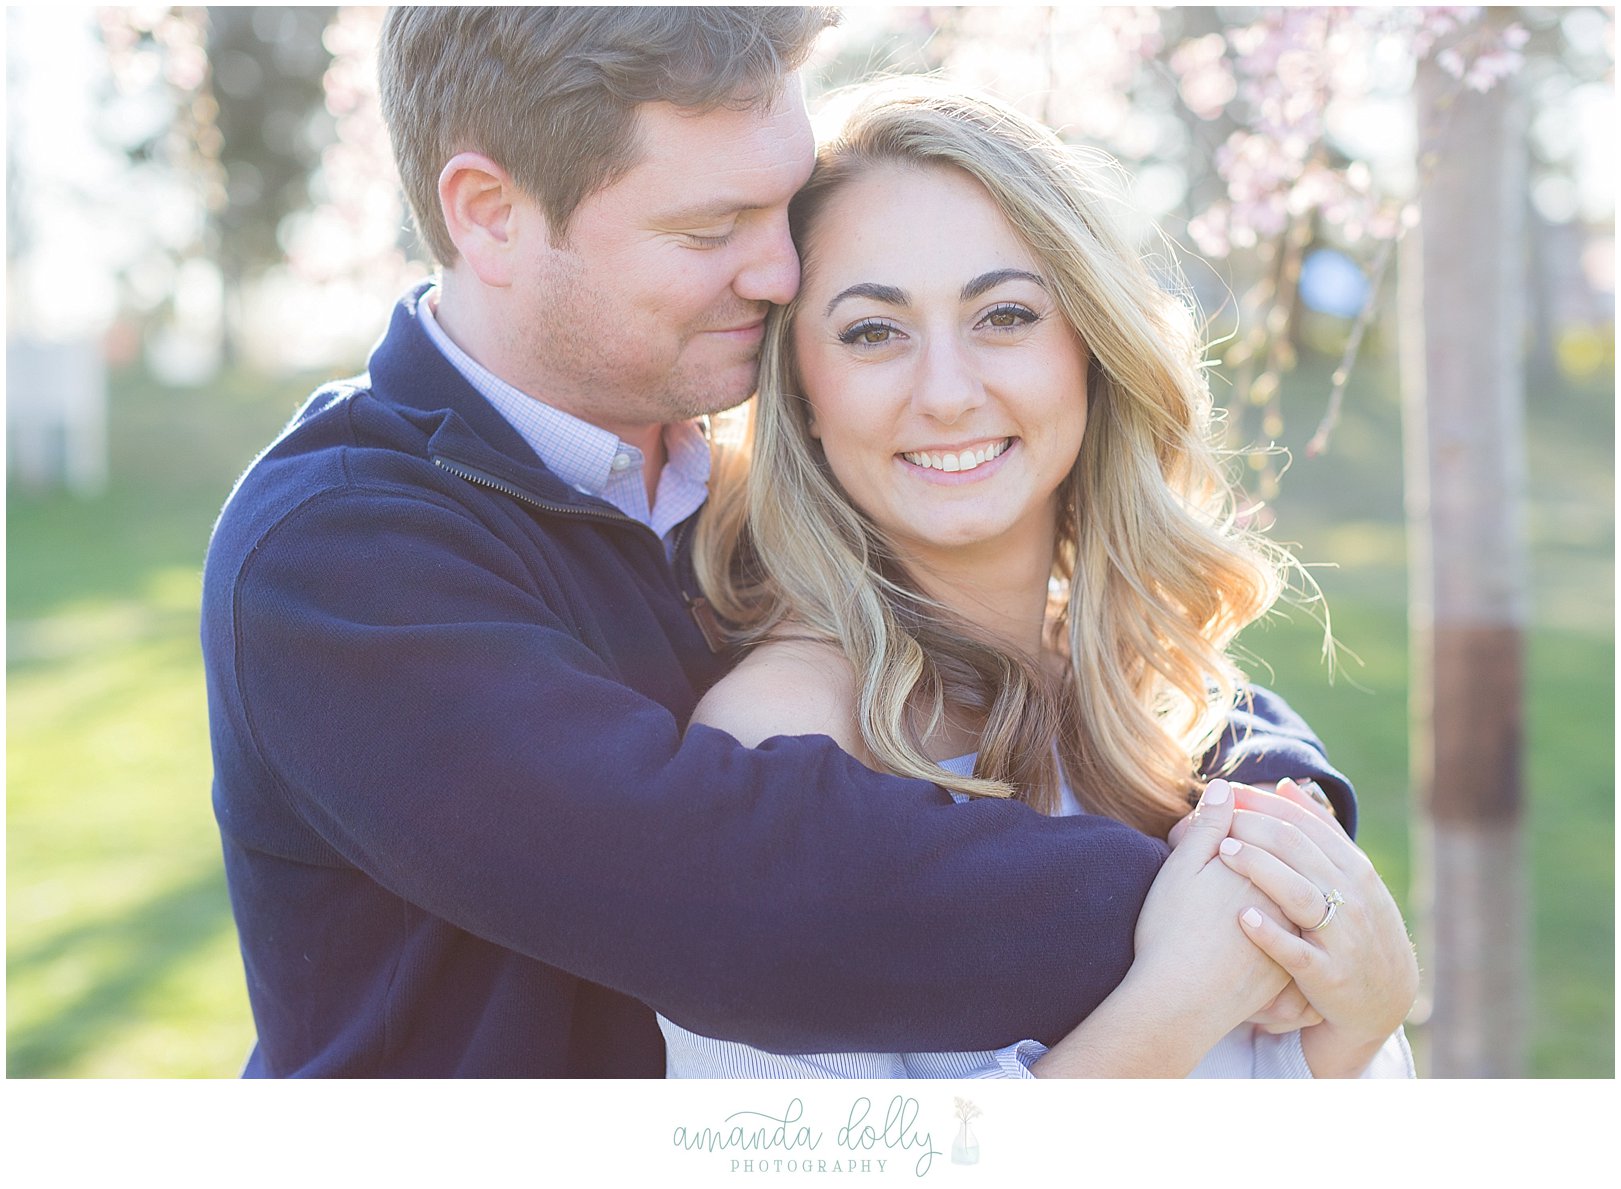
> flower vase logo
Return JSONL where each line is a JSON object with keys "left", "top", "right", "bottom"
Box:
{"left": 950, "top": 1098, "right": 981, "bottom": 1166}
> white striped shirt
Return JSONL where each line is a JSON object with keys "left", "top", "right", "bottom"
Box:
{"left": 418, "top": 288, "right": 710, "bottom": 549}
{"left": 659, "top": 754, "right": 1416, "bottom": 1079}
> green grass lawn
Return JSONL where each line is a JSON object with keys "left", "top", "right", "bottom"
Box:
{"left": 8, "top": 365, "right": 312, "bottom": 1077}
{"left": 7, "top": 351, "right": 1613, "bottom": 1076}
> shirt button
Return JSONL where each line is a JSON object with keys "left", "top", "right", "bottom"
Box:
{"left": 611, "top": 453, "right": 633, "bottom": 472}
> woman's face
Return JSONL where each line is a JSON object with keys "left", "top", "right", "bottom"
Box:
{"left": 790, "top": 163, "right": 1089, "bottom": 573}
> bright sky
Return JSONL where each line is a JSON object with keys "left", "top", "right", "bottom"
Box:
{"left": 7, "top": 7, "right": 130, "bottom": 341}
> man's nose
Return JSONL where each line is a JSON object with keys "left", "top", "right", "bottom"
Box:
{"left": 911, "top": 335, "right": 988, "bottom": 425}
{"left": 734, "top": 218, "right": 801, "bottom": 306}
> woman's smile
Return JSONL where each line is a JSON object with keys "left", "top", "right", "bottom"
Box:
{"left": 897, "top": 436, "right": 1016, "bottom": 481}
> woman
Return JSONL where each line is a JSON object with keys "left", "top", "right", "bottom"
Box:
{"left": 668, "top": 81, "right": 1418, "bottom": 1077}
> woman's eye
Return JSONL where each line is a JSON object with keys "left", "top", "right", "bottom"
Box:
{"left": 684, "top": 230, "right": 735, "bottom": 248}
{"left": 972, "top": 303, "right": 1037, "bottom": 330}
{"left": 980, "top": 304, "right": 1038, "bottom": 330}
{"left": 838, "top": 320, "right": 901, "bottom": 346}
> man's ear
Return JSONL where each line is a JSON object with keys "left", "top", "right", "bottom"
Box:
{"left": 438, "top": 152, "right": 542, "bottom": 287}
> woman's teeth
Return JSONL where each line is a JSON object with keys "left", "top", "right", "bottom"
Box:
{"left": 900, "top": 438, "right": 1011, "bottom": 474}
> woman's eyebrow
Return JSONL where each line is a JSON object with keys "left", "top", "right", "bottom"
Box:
{"left": 822, "top": 270, "right": 1045, "bottom": 317}
{"left": 961, "top": 268, "right": 1047, "bottom": 301}
{"left": 824, "top": 282, "right": 909, "bottom": 317}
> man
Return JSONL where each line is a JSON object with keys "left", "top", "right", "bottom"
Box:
{"left": 202, "top": 6, "right": 1352, "bottom": 1077}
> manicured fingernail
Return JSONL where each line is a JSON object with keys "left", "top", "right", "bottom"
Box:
{"left": 1242, "top": 908, "right": 1264, "bottom": 928}
{"left": 1220, "top": 838, "right": 1241, "bottom": 856}
{"left": 1278, "top": 777, "right": 1298, "bottom": 794}
{"left": 1203, "top": 779, "right": 1230, "bottom": 806}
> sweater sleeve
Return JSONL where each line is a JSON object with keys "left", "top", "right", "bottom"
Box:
{"left": 1203, "top": 685, "right": 1359, "bottom": 837}
{"left": 218, "top": 486, "right": 1169, "bottom": 1055}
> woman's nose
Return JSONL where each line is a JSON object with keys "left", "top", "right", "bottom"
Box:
{"left": 910, "top": 336, "right": 987, "bottom": 424}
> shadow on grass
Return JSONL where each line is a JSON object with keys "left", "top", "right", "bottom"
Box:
{"left": 6, "top": 488, "right": 217, "bottom": 626}
{"left": 6, "top": 866, "right": 238, "bottom": 1078}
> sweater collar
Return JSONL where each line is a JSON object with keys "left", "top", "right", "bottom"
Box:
{"left": 367, "top": 283, "right": 614, "bottom": 513}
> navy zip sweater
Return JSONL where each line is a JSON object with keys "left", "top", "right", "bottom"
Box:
{"left": 202, "top": 286, "right": 1355, "bottom": 1077}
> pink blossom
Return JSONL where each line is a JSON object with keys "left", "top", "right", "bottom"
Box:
{"left": 1171, "top": 32, "right": 1236, "bottom": 120}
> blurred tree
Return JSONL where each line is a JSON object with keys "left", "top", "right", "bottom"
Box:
{"left": 1401, "top": 8, "right": 1532, "bottom": 1078}
{"left": 277, "top": 6, "right": 424, "bottom": 302}
{"left": 95, "top": 5, "right": 336, "bottom": 366}
{"left": 203, "top": 5, "right": 336, "bottom": 361}
{"left": 95, "top": 4, "right": 220, "bottom": 371}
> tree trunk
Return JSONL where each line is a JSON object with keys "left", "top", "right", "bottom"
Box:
{"left": 1400, "top": 19, "right": 1530, "bottom": 1077}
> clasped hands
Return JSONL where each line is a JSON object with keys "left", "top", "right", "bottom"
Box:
{"left": 1139, "top": 775, "right": 1419, "bottom": 1077}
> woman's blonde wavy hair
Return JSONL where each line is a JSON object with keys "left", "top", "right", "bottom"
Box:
{"left": 696, "top": 80, "right": 1296, "bottom": 837}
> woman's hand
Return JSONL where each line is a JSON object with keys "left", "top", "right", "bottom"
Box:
{"left": 1218, "top": 780, "right": 1420, "bottom": 1077}
{"left": 1031, "top": 779, "right": 1293, "bottom": 1077}
{"left": 1167, "top": 773, "right": 1336, "bottom": 847}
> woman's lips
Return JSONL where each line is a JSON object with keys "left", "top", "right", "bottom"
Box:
{"left": 898, "top": 437, "right": 1013, "bottom": 475}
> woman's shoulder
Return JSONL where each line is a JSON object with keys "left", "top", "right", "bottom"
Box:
{"left": 688, "top": 634, "right": 869, "bottom": 760}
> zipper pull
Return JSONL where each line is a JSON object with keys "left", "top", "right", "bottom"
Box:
{"left": 687, "top": 595, "right": 728, "bottom": 654}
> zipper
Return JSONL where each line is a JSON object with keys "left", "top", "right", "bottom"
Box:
{"left": 433, "top": 454, "right": 643, "bottom": 531}
{"left": 669, "top": 513, "right": 729, "bottom": 652}
{"left": 434, "top": 453, "right": 725, "bottom": 652}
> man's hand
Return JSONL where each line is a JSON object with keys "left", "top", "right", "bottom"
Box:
{"left": 1165, "top": 777, "right": 1339, "bottom": 1035}
{"left": 1129, "top": 780, "right": 1293, "bottom": 1039}
{"left": 1246, "top": 981, "right": 1325, "bottom": 1034}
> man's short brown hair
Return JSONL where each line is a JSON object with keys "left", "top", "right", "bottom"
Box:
{"left": 378, "top": 6, "right": 838, "bottom": 265}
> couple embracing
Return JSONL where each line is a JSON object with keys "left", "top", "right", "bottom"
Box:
{"left": 202, "top": 6, "right": 1417, "bottom": 1079}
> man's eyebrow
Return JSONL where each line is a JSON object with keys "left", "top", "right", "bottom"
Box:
{"left": 961, "top": 269, "right": 1047, "bottom": 301}
{"left": 824, "top": 282, "right": 909, "bottom": 317}
{"left": 656, "top": 200, "right": 755, "bottom": 224}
